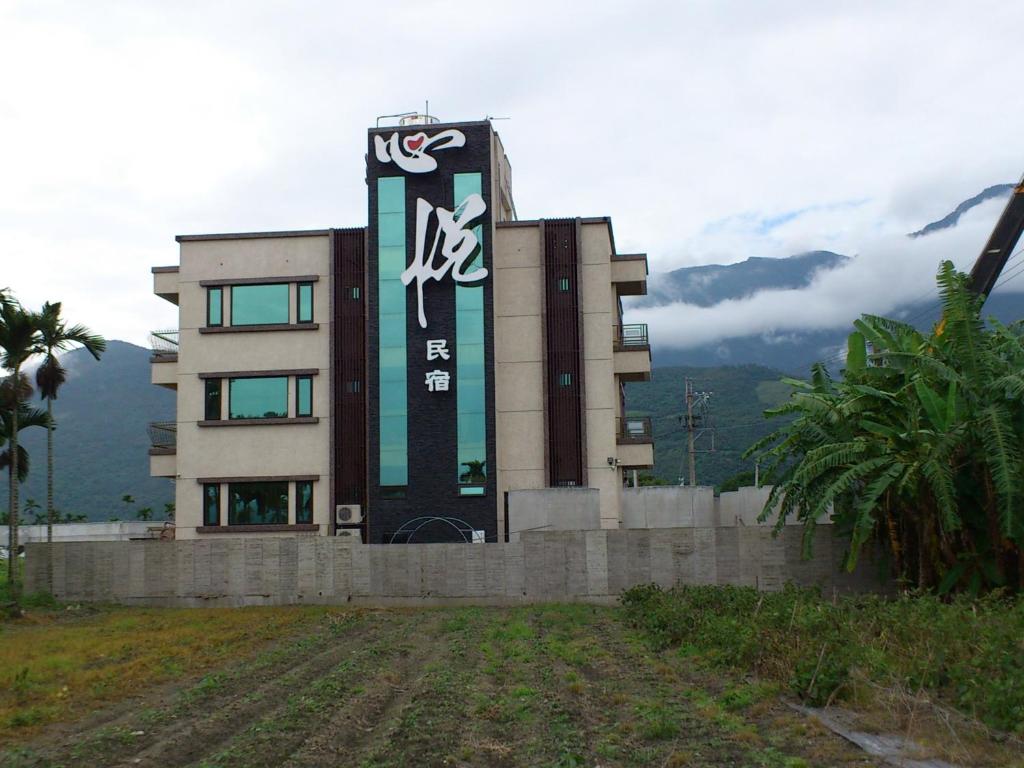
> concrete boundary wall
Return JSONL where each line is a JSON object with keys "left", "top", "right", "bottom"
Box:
{"left": 25, "top": 528, "right": 883, "bottom": 607}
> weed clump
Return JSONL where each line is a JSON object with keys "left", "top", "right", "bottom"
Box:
{"left": 620, "top": 584, "right": 1024, "bottom": 734}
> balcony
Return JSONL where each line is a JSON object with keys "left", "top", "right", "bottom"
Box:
{"left": 613, "top": 324, "right": 651, "bottom": 382}
{"left": 152, "top": 266, "right": 180, "bottom": 305}
{"left": 611, "top": 253, "right": 647, "bottom": 296}
{"left": 617, "top": 416, "right": 654, "bottom": 469}
{"left": 150, "top": 330, "right": 178, "bottom": 388}
{"left": 148, "top": 421, "right": 177, "bottom": 478}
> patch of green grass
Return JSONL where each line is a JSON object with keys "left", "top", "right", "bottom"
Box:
{"left": 0, "top": 605, "right": 338, "bottom": 746}
{"left": 621, "top": 584, "right": 1024, "bottom": 735}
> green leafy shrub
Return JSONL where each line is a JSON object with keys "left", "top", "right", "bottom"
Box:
{"left": 621, "top": 584, "right": 1024, "bottom": 733}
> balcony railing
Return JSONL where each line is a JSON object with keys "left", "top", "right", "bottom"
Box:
{"left": 613, "top": 323, "right": 649, "bottom": 351}
{"left": 617, "top": 416, "right": 653, "bottom": 444}
{"left": 150, "top": 330, "right": 179, "bottom": 360}
{"left": 148, "top": 421, "right": 177, "bottom": 452}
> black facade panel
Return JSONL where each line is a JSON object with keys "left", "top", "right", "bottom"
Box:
{"left": 365, "top": 121, "right": 498, "bottom": 543}
{"left": 332, "top": 228, "right": 368, "bottom": 524}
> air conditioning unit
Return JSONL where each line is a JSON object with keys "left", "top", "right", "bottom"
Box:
{"left": 335, "top": 528, "right": 362, "bottom": 541}
{"left": 335, "top": 504, "right": 363, "bottom": 525}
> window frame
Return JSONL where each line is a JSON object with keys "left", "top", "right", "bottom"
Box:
{"left": 204, "top": 378, "right": 222, "bottom": 421}
{"left": 229, "top": 283, "right": 290, "bottom": 327}
{"left": 296, "top": 282, "right": 314, "bottom": 324}
{"left": 227, "top": 481, "right": 289, "bottom": 526}
{"left": 228, "top": 376, "right": 289, "bottom": 420}
{"left": 202, "top": 483, "right": 221, "bottom": 526}
{"left": 206, "top": 287, "right": 223, "bottom": 327}
{"left": 295, "top": 480, "right": 313, "bottom": 524}
{"left": 295, "top": 375, "right": 313, "bottom": 418}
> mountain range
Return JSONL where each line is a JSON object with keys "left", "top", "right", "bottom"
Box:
{"left": 2, "top": 341, "right": 175, "bottom": 522}
{"left": 634, "top": 184, "right": 1021, "bottom": 372}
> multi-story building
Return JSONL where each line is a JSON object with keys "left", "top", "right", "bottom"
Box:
{"left": 149, "top": 116, "right": 652, "bottom": 542}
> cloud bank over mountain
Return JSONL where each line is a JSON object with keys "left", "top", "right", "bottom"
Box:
{"left": 626, "top": 190, "right": 1021, "bottom": 358}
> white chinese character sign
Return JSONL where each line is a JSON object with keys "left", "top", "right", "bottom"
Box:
{"left": 374, "top": 128, "right": 465, "bottom": 174}
{"left": 368, "top": 119, "right": 495, "bottom": 540}
{"left": 426, "top": 339, "right": 450, "bottom": 361}
{"left": 425, "top": 369, "right": 450, "bottom": 392}
{"left": 402, "top": 195, "right": 488, "bottom": 329}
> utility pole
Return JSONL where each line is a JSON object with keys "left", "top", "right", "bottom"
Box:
{"left": 680, "top": 378, "right": 714, "bottom": 486}
{"left": 685, "top": 379, "right": 697, "bottom": 486}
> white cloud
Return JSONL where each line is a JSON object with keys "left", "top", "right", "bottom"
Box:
{"left": 0, "top": 1, "right": 1022, "bottom": 347}
{"left": 626, "top": 198, "right": 1018, "bottom": 350}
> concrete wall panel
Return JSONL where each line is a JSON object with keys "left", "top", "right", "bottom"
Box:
{"left": 25, "top": 523, "right": 886, "bottom": 607}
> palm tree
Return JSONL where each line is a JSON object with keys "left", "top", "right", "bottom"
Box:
{"left": 747, "top": 262, "right": 1024, "bottom": 593}
{"left": 459, "top": 460, "right": 486, "bottom": 484}
{"left": 0, "top": 299, "right": 42, "bottom": 598}
{"left": 1, "top": 379, "right": 50, "bottom": 491}
{"left": 35, "top": 302, "right": 105, "bottom": 592}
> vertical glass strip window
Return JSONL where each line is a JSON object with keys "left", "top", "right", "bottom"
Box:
{"left": 454, "top": 173, "right": 487, "bottom": 492}
{"left": 295, "top": 481, "right": 313, "bottom": 524}
{"left": 202, "top": 483, "right": 220, "bottom": 526}
{"left": 296, "top": 375, "right": 313, "bottom": 417}
{"left": 377, "top": 177, "right": 408, "bottom": 488}
{"left": 204, "top": 379, "right": 222, "bottom": 421}
{"left": 297, "top": 282, "right": 314, "bottom": 323}
{"left": 207, "top": 287, "right": 223, "bottom": 327}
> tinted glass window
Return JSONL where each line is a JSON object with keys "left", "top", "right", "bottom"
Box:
{"left": 228, "top": 482, "right": 288, "bottom": 525}
{"left": 297, "top": 283, "right": 313, "bottom": 323}
{"left": 231, "top": 284, "right": 288, "bottom": 326}
{"left": 296, "top": 376, "right": 312, "bottom": 417}
{"left": 203, "top": 483, "right": 220, "bottom": 526}
{"left": 229, "top": 377, "right": 288, "bottom": 419}
{"left": 207, "top": 287, "right": 223, "bottom": 326}
{"left": 204, "top": 379, "right": 222, "bottom": 421}
{"left": 377, "top": 176, "right": 408, "bottom": 488}
{"left": 296, "top": 481, "right": 313, "bottom": 524}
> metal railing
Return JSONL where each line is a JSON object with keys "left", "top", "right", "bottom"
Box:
{"left": 613, "top": 323, "right": 649, "bottom": 350}
{"left": 617, "top": 416, "right": 653, "bottom": 444}
{"left": 148, "top": 421, "right": 177, "bottom": 451}
{"left": 149, "top": 330, "right": 179, "bottom": 358}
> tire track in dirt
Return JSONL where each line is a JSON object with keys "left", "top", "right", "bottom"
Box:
{"left": 158, "top": 612, "right": 420, "bottom": 768}
{"left": 10, "top": 611, "right": 385, "bottom": 768}
{"left": 8, "top": 612, "right": 362, "bottom": 767}
{"left": 339, "top": 607, "right": 491, "bottom": 767}
{"left": 278, "top": 611, "right": 451, "bottom": 768}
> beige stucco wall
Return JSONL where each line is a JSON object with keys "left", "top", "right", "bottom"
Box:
{"left": 580, "top": 221, "right": 623, "bottom": 528}
{"left": 493, "top": 221, "right": 629, "bottom": 531}
{"left": 171, "top": 234, "right": 332, "bottom": 540}
{"left": 493, "top": 225, "right": 546, "bottom": 538}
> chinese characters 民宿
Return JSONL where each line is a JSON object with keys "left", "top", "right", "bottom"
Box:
{"left": 425, "top": 339, "right": 451, "bottom": 392}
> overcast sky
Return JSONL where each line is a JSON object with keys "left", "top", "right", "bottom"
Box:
{"left": 2, "top": 1, "right": 1022, "bottom": 349}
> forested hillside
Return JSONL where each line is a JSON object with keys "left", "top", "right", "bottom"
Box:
{"left": 3, "top": 341, "right": 175, "bottom": 522}
{"left": 625, "top": 364, "right": 794, "bottom": 488}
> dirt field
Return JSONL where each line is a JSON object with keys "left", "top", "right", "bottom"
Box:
{"left": 0, "top": 603, "right": 882, "bottom": 768}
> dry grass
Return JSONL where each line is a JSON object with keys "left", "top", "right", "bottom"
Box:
{"left": 0, "top": 603, "right": 329, "bottom": 745}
